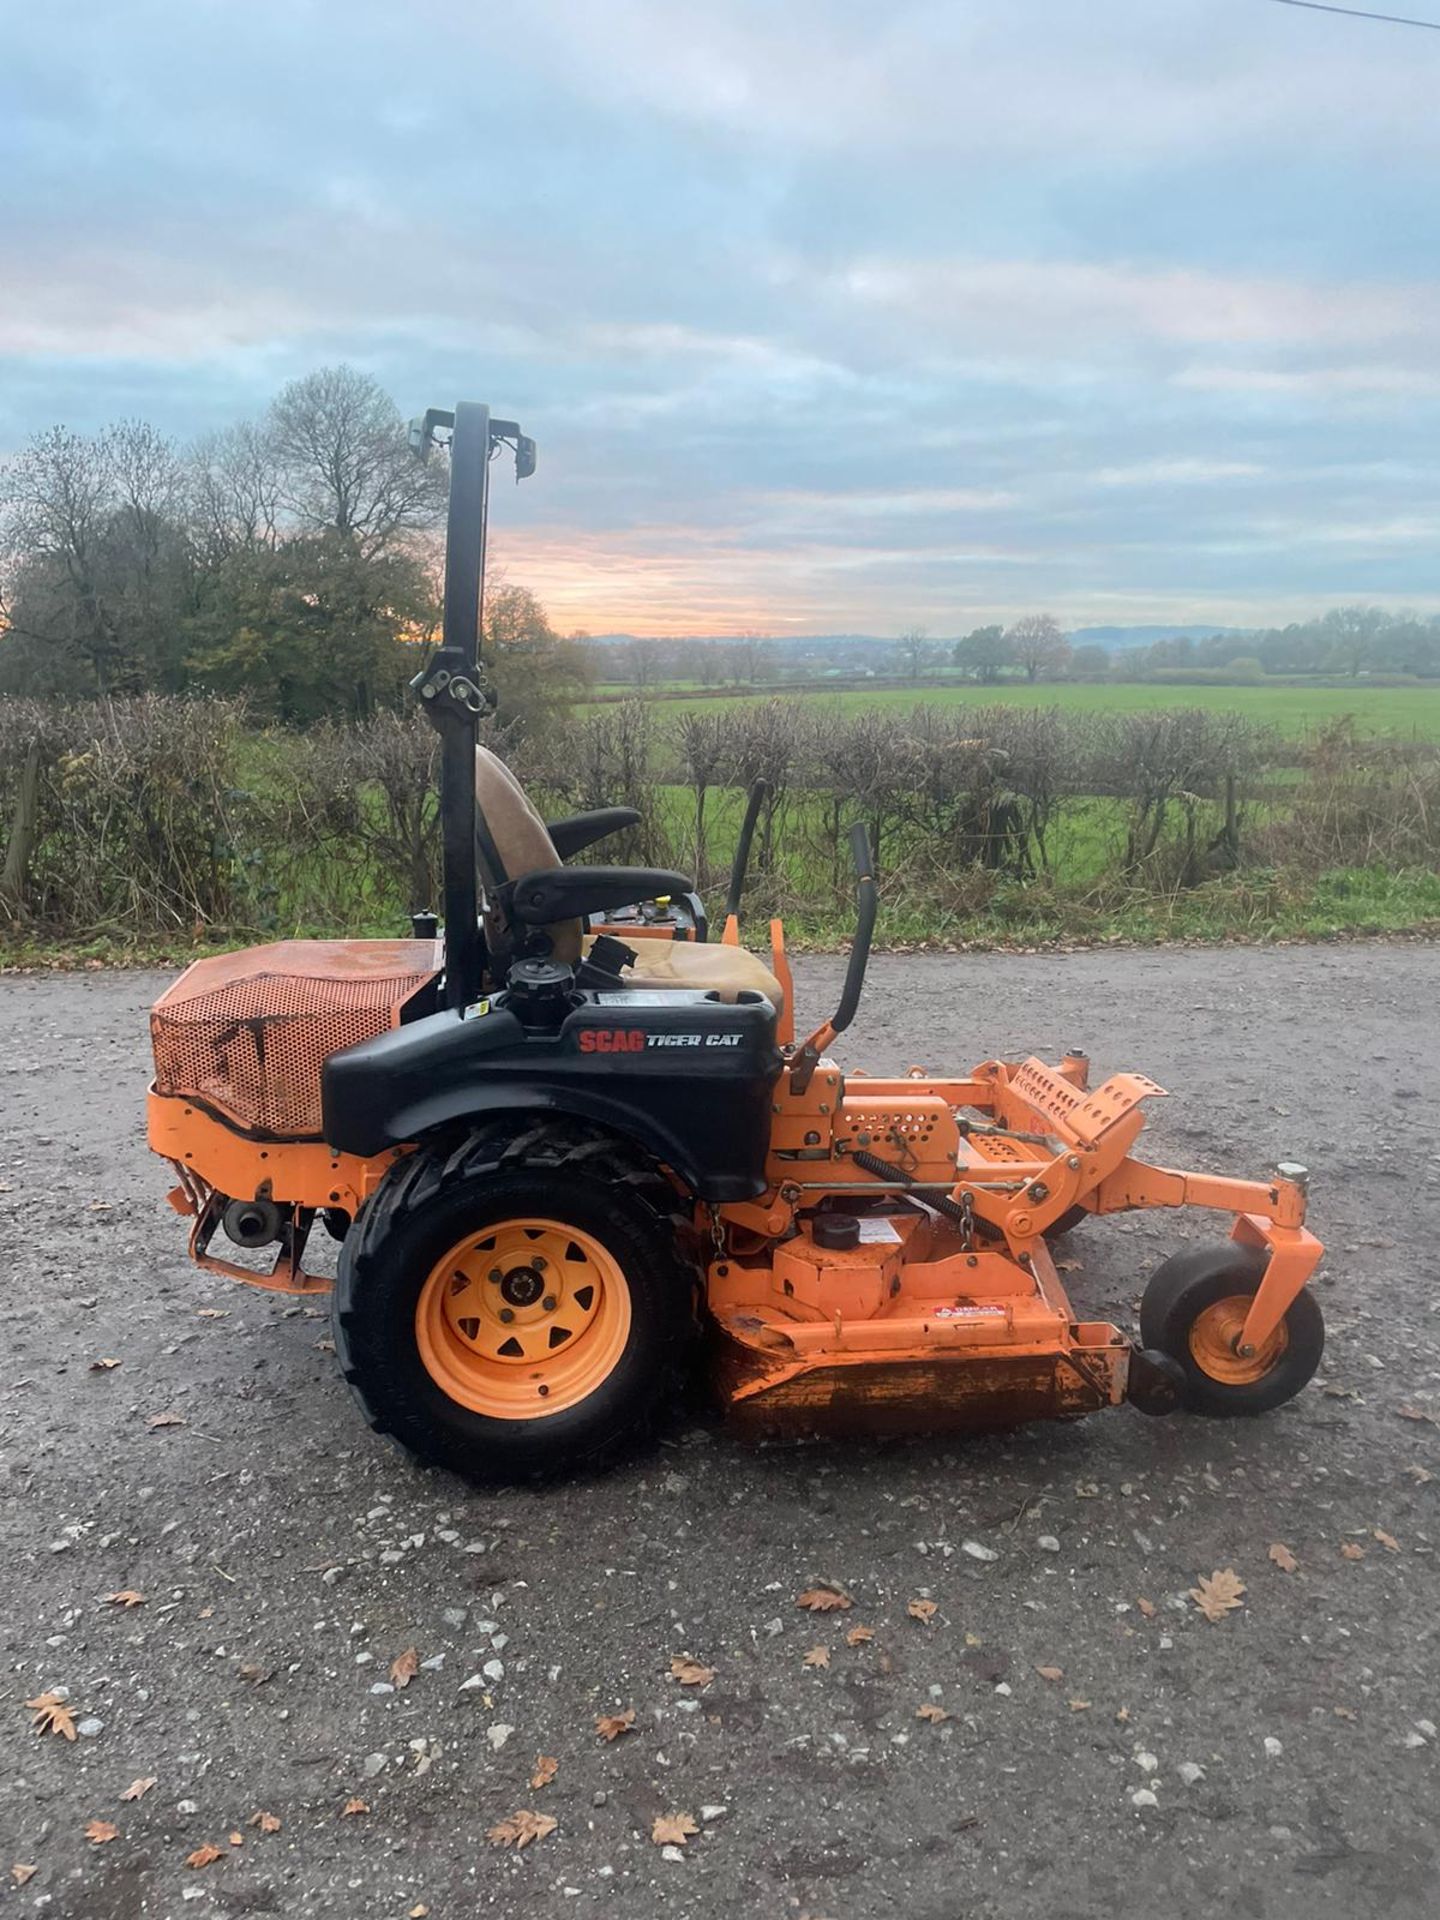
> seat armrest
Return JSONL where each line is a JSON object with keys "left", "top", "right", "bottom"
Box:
{"left": 507, "top": 865, "right": 695, "bottom": 926}
{"left": 546, "top": 807, "right": 641, "bottom": 861}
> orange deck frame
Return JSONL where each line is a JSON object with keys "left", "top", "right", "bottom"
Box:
{"left": 152, "top": 1031, "right": 1318, "bottom": 1428}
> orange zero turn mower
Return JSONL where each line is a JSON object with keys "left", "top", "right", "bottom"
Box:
{"left": 145, "top": 402, "right": 1325, "bottom": 1483}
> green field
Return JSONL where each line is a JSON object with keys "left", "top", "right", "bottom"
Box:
{"left": 590, "top": 680, "right": 1440, "bottom": 739}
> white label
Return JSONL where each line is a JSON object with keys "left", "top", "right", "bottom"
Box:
{"left": 854, "top": 1217, "right": 902, "bottom": 1245}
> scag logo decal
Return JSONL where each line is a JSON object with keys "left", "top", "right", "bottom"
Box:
{"left": 578, "top": 1028, "right": 647, "bottom": 1053}
{"left": 577, "top": 1028, "right": 744, "bottom": 1053}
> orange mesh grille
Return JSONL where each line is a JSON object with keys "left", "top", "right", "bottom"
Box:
{"left": 151, "top": 940, "right": 441, "bottom": 1138}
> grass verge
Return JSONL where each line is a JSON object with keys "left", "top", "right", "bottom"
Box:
{"left": 5, "top": 865, "right": 1438, "bottom": 971}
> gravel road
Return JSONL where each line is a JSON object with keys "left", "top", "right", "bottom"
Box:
{"left": 1, "top": 946, "right": 1438, "bottom": 1920}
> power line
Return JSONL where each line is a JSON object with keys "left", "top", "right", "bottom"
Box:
{"left": 1269, "top": 0, "right": 1440, "bottom": 28}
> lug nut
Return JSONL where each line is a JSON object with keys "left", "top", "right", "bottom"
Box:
{"left": 488, "top": 1268, "right": 503, "bottom": 1284}
{"left": 532, "top": 1255, "right": 547, "bottom": 1271}
{"left": 542, "top": 1294, "right": 557, "bottom": 1311}
{"left": 498, "top": 1307, "right": 515, "bottom": 1324}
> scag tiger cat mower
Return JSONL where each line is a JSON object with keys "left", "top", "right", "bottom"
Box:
{"left": 145, "top": 402, "right": 1326, "bottom": 1483}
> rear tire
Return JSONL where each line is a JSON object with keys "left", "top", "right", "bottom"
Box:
{"left": 1139, "top": 1242, "right": 1324, "bottom": 1416}
{"left": 333, "top": 1122, "right": 697, "bottom": 1483}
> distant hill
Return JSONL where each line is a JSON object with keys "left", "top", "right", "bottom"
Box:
{"left": 590, "top": 626, "right": 1249, "bottom": 652}
{"left": 1068, "top": 625, "right": 1247, "bottom": 650}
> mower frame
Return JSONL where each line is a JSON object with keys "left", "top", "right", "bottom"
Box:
{"left": 146, "top": 397, "right": 1327, "bottom": 1460}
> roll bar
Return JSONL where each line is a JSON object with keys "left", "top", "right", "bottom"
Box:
{"left": 409, "top": 403, "right": 536, "bottom": 1012}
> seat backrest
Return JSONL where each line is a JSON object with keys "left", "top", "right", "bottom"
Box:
{"left": 474, "top": 747, "right": 582, "bottom": 966}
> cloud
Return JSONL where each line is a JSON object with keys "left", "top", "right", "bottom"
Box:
{"left": 2, "top": 0, "right": 1440, "bottom": 627}
{"left": 1093, "top": 459, "right": 1266, "bottom": 487}
{"left": 1176, "top": 364, "right": 1440, "bottom": 399}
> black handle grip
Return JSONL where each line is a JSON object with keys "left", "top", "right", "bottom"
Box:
{"left": 832, "top": 823, "right": 877, "bottom": 1036}
{"left": 724, "top": 779, "right": 770, "bottom": 922}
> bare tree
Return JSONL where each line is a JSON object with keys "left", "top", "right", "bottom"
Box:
{"left": 735, "top": 632, "right": 773, "bottom": 685}
{"left": 897, "top": 625, "right": 930, "bottom": 680}
{"left": 675, "top": 708, "right": 729, "bottom": 879}
{"left": 267, "top": 366, "right": 445, "bottom": 554}
{"left": 189, "top": 421, "right": 282, "bottom": 561}
{"left": 0, "top": 422, "right": 188, "bottom": 692}
{"left": 1005, "top": 613, "right": 1071, "bottom": 683}
{"left": 621, "top": 638, "right": 666, "bottom": 689}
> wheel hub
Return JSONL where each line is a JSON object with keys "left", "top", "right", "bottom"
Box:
{"left": 499, "top": 1265, "right": 546, "bottom": 1308}
{"left": 1188, "top": 1293, "right": 1289, "bottom": 1385}
{"left": 416, "top": 1216, "right": 631, "bottom": 1419}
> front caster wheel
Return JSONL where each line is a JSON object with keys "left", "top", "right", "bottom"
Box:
{"left": 1139, "top": 1243, "right": 1324, "bottom": 1416}
{"left": 333, "top": 1124, "right": 697, "bottom": 1484}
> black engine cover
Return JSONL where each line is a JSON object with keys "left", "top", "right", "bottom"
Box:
{"left": 321, "top": 986, "right": 782, "bottom": 1202}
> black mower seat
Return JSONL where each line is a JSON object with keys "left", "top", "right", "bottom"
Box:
{"left": 474, "top": 747, "right": 784, "bottom": 1013}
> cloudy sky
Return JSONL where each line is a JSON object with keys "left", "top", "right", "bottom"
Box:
{"left": 4, "top": 0, "right": 1439, "bottom": 634}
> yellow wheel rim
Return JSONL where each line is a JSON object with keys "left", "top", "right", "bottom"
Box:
{"left": 1188, "top": 1292, "right": 1289, "bottom": 1386}
{"left": 416, "top": 1218, "right": 631, "bottom": 1420}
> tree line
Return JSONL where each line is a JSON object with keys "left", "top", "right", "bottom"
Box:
{"left": 598, "top": 606, "right": 1440, "bottom": 692}
{"left": 0, "top": 366, "right": 589, "bottom": 727}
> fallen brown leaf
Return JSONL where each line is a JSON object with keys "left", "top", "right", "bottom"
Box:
{"left": 487, "top": 1809, "right": 556, "bottom": 1850}
{"left": 1404, "top": 1464, "right": 1433, "bottom": 1484}
{"left": 228, "top": 1832, "right": 244, "bottom": 1847}
{"left": 340, "top": 1798, "right": 369, "bottom": 1818}
{"left": 1341, "top": 1542, "right": 1366, "bottom": 1561}
{"left": 1068, "top": 1698, "right": 1092, "bottom": 1711}
{"left": 409, "top": 1908, "right": 430, "bottom": 1919}
{"left": 120, "top": 1777, "right": 156, "bottom": 1802}
{"left": 669, "top": 1656, "right": 716, "bottom": 1687}
{"left": 185, "top": 1844, "right": 223, "bottom": 1869}
{"left": 89, "top": 1358, "right": 122, "bottom": 1371}
{"left": 1268, "top": 1543, "right": 1299, "bottom": 1574}
{"left": 145, "top": 1410, "right": 186, "bottom": 1430}
{"left": 1373, "top": 1528, "right": 1401, "bottom": 1553}
{"left": 596, "top": 1708, "right": 636, "bottom": 1742}
{"left": 197, "top": 1308, "right": 229, "bottom": 1319}
{"left": 26, "top": 1692, "right": 77, "bottom": 1740}
{"left": 797, "top": 1586, "right": 852, "bottom": 1613}
{"left": 530, "top": 1755, "right": 558, "bottom": 1790}
{"left": 845, "top": 1625, "right": 874, "bottom": 1647}
{"left": 238, "top": 1662, "right": 274, "bottom": 1686}
{"left": 85, "top": 1820, "right": 120, "bottom": 1845}
{"left": 1397, "top": 1404, "right": 1439, "bottom": 1425}
{"left": 104, "top": 1589, "right": 145, "bottom": 1608}
{"left": 802, "top": 1645, "right": 830, "bottom": 1669}
{"left": 390, "top": 1647, "right": 419, "bottom": 1690}
{"left": 1035, "top": 1665, "right": 1064, "bottom": 1682}
{"left": 915, "top": 1702, "right": 949, "bottom": 1723}
{"left": 1136, "top": 1597, "right": 1157, "bottom": 1618}
{"left": 1190, "top": 1568, "right": 1246, "bottom": 1622}
{"left": 11, "top": 1865, "right": 37, "bottom": 1886}
{"left": 651, "top": 1812, "right": 699, "bottom": 1847}
{"left": 249, "top": 1811, "right": 281, "bottom": 1834}
{"left": 906, "top": 1598, "right": 938, "bottom": 1624}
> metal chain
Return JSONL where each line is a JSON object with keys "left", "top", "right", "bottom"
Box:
{"left": 707, "top": 1204, "right": 727, "bottom": 1265}
{"left": 957, "top": 1190, "right": 975, "bottom": 1253}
